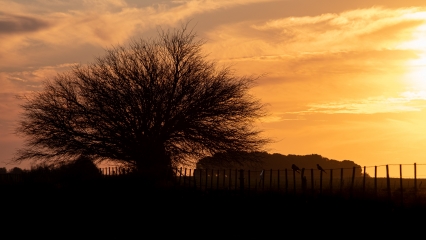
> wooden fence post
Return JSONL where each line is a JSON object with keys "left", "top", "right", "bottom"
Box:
{"left": 189, "top": 169, "right": 192, "bottom": 188}
{"left": 340, "top": 168, "right": 344, "bottom": 193}
{"left": 363, "top": 166, "right": 366, "bottom": 195}
{"left": 400, "top": 164, "right": 403, "bottom": 205}
{"left": 229, "top": 169, "right": 232, "bottom": 190}
{"left": 277, "top": 170, "right": 280, "bottom": 191}
{"left": 293, "top": 169, "right": 296, "bottom": 194}
{"left": 311, "top": 168, "right": 314, "bottom": 195}
{"left": 216, "top": 169, "right": 219, "bottom": 190}
{"left": 414, "top": 163, "right": 417, "bottom": 194}
{"left": 301, "top": 168, "right": 306, "bottom": 194}
{"left": 374, "top": 166, "right": 377, "bottom": 197}
{"left": 184, "top": 168, "right": 187, "bottom": 187}
{"left": 386, "top": 165, "right": 391, "bottom": 200}
{"left": 330, "top": 169, "right": 333, "bottom": 194}
{"left": 248, "top": 170, "right": 251, "bottom": 193}
{"left": 205, "top": 168, "right": 209, "bottom": 190}
{"left": 319, "top": 169, "right": 323, "bottom": 195}
{"left": 350, "top": 167, "right": 356, "bottom": 197}
{"left": 235, "top": 169, "right": 238, "bottom": 191}
{"left": 285, "top": 168, "right": 288, "bottom": 194}
{"left": 270, "top": 169, "right": 273, "bottom": 190}
{"left": 223, "top": 169, "right": 226, "bottom": 188}
{"left": 211, "top": 169, "right": 214, "bottom": 190}
{"left": 239, "top": 169, "right": 245, "bottom": 192}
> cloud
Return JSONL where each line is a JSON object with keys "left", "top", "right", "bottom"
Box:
{"left": 0, "top": 12, "right": 50, "bottom": 34}
{"left": 302, "top": 91, "right": 426, "bottom": 114}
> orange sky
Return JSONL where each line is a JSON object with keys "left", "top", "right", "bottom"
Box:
{"left": 1, "top": 0, "right": 426, "bottom": 177}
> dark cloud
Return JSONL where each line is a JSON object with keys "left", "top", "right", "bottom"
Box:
{"left": 0, "top": 12, "right": 50, "bottom": 34}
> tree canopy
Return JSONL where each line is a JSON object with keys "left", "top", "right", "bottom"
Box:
{"left": 15, "top": 25, "right": 268, "bottom": 175}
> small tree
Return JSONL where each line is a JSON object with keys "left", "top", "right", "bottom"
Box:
{"left": 15, "top": 25, "right": 268, "bottom": 177}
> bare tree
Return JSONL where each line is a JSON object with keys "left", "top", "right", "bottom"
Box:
{"left": 15, "top": 25, "right": 269, "bottom": 176}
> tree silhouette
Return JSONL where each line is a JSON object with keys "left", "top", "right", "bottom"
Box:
{"left": 15, "top": 25, "right": 268, "bottom": 177}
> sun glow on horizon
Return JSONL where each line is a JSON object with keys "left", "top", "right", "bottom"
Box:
{"left": 398, "top": 14, "right": 426, "bottom": 90}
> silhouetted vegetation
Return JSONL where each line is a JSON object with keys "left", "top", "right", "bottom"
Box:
{"left": 14, "top": 24, "right": 268, "bottom": 179}
{"left": 197, "top": 151, "right": 367, "bottom": 177}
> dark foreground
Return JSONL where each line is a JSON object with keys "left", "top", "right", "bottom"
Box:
{"left": 1, "top": 175, "right": 425, "bottom": 234}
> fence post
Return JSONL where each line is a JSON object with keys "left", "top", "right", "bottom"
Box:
{"left": 184, "top": 168, "right": 187, "bottom": 187}
{"left": 293, "top": 169, "right": 296, "bottom": 194}
{"left": 211, "top": 169, "right": 214, "bottom": 190}
{"left": 277, "top": 169, "right": 280, "bottom": 191}
{"left": 319, "top": 169, "right": 323, "bottom": 195}
{"left": 205, "top": 168, "right": 209, "bottom": 190}
{"left": 239, "top": 169, "right": 244, "bottom": 192}
{"left": 400, "top": 164, "right": 403, "bottom": 206}
{"left": 363, "top": 166, "right": 366, "bottom": 196}
{"left": 330, "top": 169, "right": 333, "bottom": 194}
{"left": 235, "top": 169, "right": 238, "bottom": 191}
{"left": 340, "top": 168, "right": 344, "bottom": 193}
{"left": 414, "top": 163, "right": 417, "bottom": 195}
{"left": 223, "top": 169, "right": 226, "bottom": 189}
{"left": 270, "top": 169, "right": 273, "bottom": 190}
{"left": 189, "top": 169, "right": 192, "bottom": 188}
{"left": 285, "top": 168, "right": 288, "bottom": 194}
{"left": 248, "top": 170, "right": 251, "bottom": 193}
{"left": 301, "top": 168, "right": 306, "bottom": 194}
{"left": 179, "top": 167, "right": 183, "bottom": 186}
{"left": 386, "top": 165, "right": 391, "bottom": 200}
{"left": 229, "top": 169, "right": 232, "bottom": 190}
{"left": 193, "top": 169, "right": 197, "bottom": 189}
{"left": 374, "top": 166, "right": 377, "bottom": 197}
{"left": 311, "top": 168, "right": 314, "bottom": 195}
{"left": 216, "top": 169, "right": 219, "bottom": 190}
{"left": 350, "top": 167, "right": 356, "bottom": 197}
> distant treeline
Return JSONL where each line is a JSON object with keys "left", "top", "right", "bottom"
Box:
{"left": 196, "top": 151, "right": 367, "bottom": 178}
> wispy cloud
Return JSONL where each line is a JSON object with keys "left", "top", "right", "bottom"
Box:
{"left": 303, "top": 91, "right": 426, "bottom": 114}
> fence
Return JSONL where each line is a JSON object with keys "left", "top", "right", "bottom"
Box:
{"left": 165, "top": 163, "right": 426, "bottom": 204}
{"left": 2, "top": 163, "right": 426, "bottom": 204}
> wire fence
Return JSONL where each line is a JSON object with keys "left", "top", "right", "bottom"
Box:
{"left": 155, "top": 163, "right": 426, "bottom": 205}
{"left": 3, "top": 163, "right": 426, "bottom": 204}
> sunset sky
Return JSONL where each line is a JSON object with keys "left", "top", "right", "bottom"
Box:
{"left": 1, "top": 0, "right": 426, "bottom": 177}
